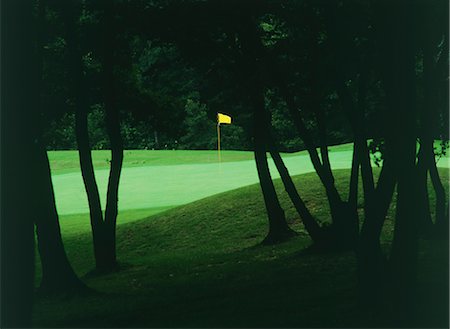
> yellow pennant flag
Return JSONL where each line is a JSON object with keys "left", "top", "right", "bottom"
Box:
{"left": 217, "top": 113, "right": 232, "bottom": 125}
{"left": 217, "top": 113, "right": 232, "bottom": 164}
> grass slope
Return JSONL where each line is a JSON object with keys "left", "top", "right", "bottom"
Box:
{"left": 33, "top": 168, "right": 449, "bottom": 328}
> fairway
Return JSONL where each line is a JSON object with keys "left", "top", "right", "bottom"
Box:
{"left": 51, "top": 147, "right": 343, "bottom": 215}
{"left": 51, "top": 144, "right": 450, "bottom": 216}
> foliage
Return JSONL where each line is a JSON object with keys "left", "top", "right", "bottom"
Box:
{"left": 179, "top": 99, "right": 216, "bottom": 150}
{"left": 368, "top": 138, "right": 385, "bottom": 167}
{"left": 43, "top": 112, "right": 77, "bottom": 150}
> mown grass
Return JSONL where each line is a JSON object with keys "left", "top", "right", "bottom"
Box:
{"left": 50, "top": 144, "right": 357, "bottom": 216}
{"left": 33, "top": 168, "right": 449, "bottom": 328}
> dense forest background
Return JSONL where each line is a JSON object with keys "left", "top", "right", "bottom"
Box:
{"left": 39, "top": 0, "right": 385, "bottom": 153}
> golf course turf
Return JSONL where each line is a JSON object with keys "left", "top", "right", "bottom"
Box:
{"left": 33, "top": 151, "right": 449, "bottom": 327}
{"left": 49, "top": 144, "right": 450, "bottom": 217}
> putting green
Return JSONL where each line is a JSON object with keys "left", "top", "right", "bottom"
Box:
{"left": 51, "top": 146, "right": 450, "bottom": 216}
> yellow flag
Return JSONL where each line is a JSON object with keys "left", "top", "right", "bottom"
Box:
{"left": 217, "top": 113, "right": 232, "bottom": 124}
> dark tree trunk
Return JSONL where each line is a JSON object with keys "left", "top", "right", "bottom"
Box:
{"left": 357, "top": 159, "right": 396, "bottom": 308}
{"left": 283, "top": 91, "right": 326, "bottom": 178}
{"left": 421, "top": 25, "right": 448, "bottom": 237}
{"left": 102, "top": 114, "right": 123, "bottom": 269}
{"left": 335, "top": 74, "right": 376, "bottom": 206}
{"left": 390, "top": 143, "right": 419, "bottom": 326}
{"left": 75, "top": 102, "right": 109, "bottom": 271}
{"left": 282, "top": 88, "right": 337, "bottom": 197}
{"left": 415, "top": 33, "right": 437, "bottom": 236}
{"left": 268, "top": 141, "right": 323, "bottom": 244}
{"left": 64, "top": 0, "right": 106, "bottom": 271}
{"left": 352, "top": 109, "right": 395, "bottom": 310}
{"left": 348, "top": 143, "right": 360, "bottom": 208}
{"left": 253, "top": 98, "right": 296, "bottom": 245}
{"left": 309, "top": 16, "right": 359, "bottom": 247}
{"left": 1, "top": 126, "right": 36, "bottom": 329}
{"left": 66, "top": 1, "right": 122, "bottom": 273}
{"left": 333, "top": 64, "right": 397, "bottom": 308}
{"left": 315, "top": 104, "right": 352, "bottom": 243}
{"left": 281, "top": 85, "right": 358, "bottom": 248}
{"left": 100, "top": 0, "right": 123, "bottom": 271}
{"left": 429, "top": 157, "right": 447, "bottom": 234}
{"left": 33, "top": 0, "right": 87, "bottom": 295}
{"left": 238, "top": 14, "right": 295, "bottom": 244}
{"left": 415, "top": 143, "right": 434, "bottom": 237}
{"left": 100, "top": 110, "right": 123, "bottom": 270}
{"left": 347, "top": 142, "right": 360, "bottom": 230}
{"left": 35, "top": 147, "right": 89, "bottom": 295}
{"left": 386, "top": 1, "right": 420, "bottom": 324}
{"left": 75, "top": 92, "right": 121, "bottom": 271}
{"left": 1, "top": 0, "right": 37, "bottom": 326}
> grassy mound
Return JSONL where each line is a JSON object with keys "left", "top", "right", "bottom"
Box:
{"left": 33, "top": 168, "right": 449, "bottom": 328}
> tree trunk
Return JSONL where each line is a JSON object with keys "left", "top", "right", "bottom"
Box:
{"left": 66, "top": 1, "right": 121, "bottom": 273}
{"left": 64, "top": 0, "right": 106, "bottom": 272}
{"left": 75, "top": 105, "right": 109, "bottom": 270}
{"left": 101, "top": 111, "right": 123, "bottom": 270}
{"left": 390, "top": 141, "right": 419, "bottom": 326}
{"left": 415, "top": 143, "right": 434, "bottom": 237}
{"left": 238, "top": 15, "right": 295, "bottom": 244}
{"left": 422, "top": 23, "right": 448, "bottom": 237}
{"left": 75, "top": 104, "right": 121, "bottom": 273}
{"left": 101, "top": 111, "right": 122, "bottom": 270}
{"left": 333, "top": 64, "right": 398, "bottom": 307}
{"left": 357, "top": 158, "right": 396, "bottom": 308}
{"left": 281, "top": 87, "right": 354, "bottom": 238}
{"left": 348, "top": 143, "right": 359, "bottom": 210}
{"left": 429, "top": 157, "right": 447, "bottom": 234}
{"left": 30, "top": 0, "right": 87, "bottom": 295}
{"left": 101, "top": 0, "right": 123, "bottom": 271}
{"left": 315, "top": 105, "right": 353, "bottom": 245}
{"left": 253, "top": 98, "right": 295, "bottom": 245}
{"left": 1, "top": 1, "right": 37, "bottom": 326}
{"left": 386, "top": 1, "right": 420, "bottom": 324}
{"left": 346, "top": 142, "right": 360, "bottom": 240}
{"left": 268, "top": 143, "right": 323, "bottom": 244}
{"left": 35, "top": 146, "right": 89, "bottom": 295}
{"left": 1, "top": 114, "right": 36, "bottom": 329}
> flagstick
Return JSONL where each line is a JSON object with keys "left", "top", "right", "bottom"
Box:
{"left": 217, "top": 123, "right": 221, "bottom": 163}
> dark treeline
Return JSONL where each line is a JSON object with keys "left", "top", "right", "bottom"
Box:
{"left": 1, "top": 0, "right": 448, "bottom": 327}
{"left": 43, "top": 102, "right": 352, "bottom": 151}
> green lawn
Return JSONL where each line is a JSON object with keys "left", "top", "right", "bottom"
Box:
{"left": 33, "top": 168, "right": 449, "bottom": 328}
{"left": 51, "top": 148, "right": 359, "bottom": 216}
